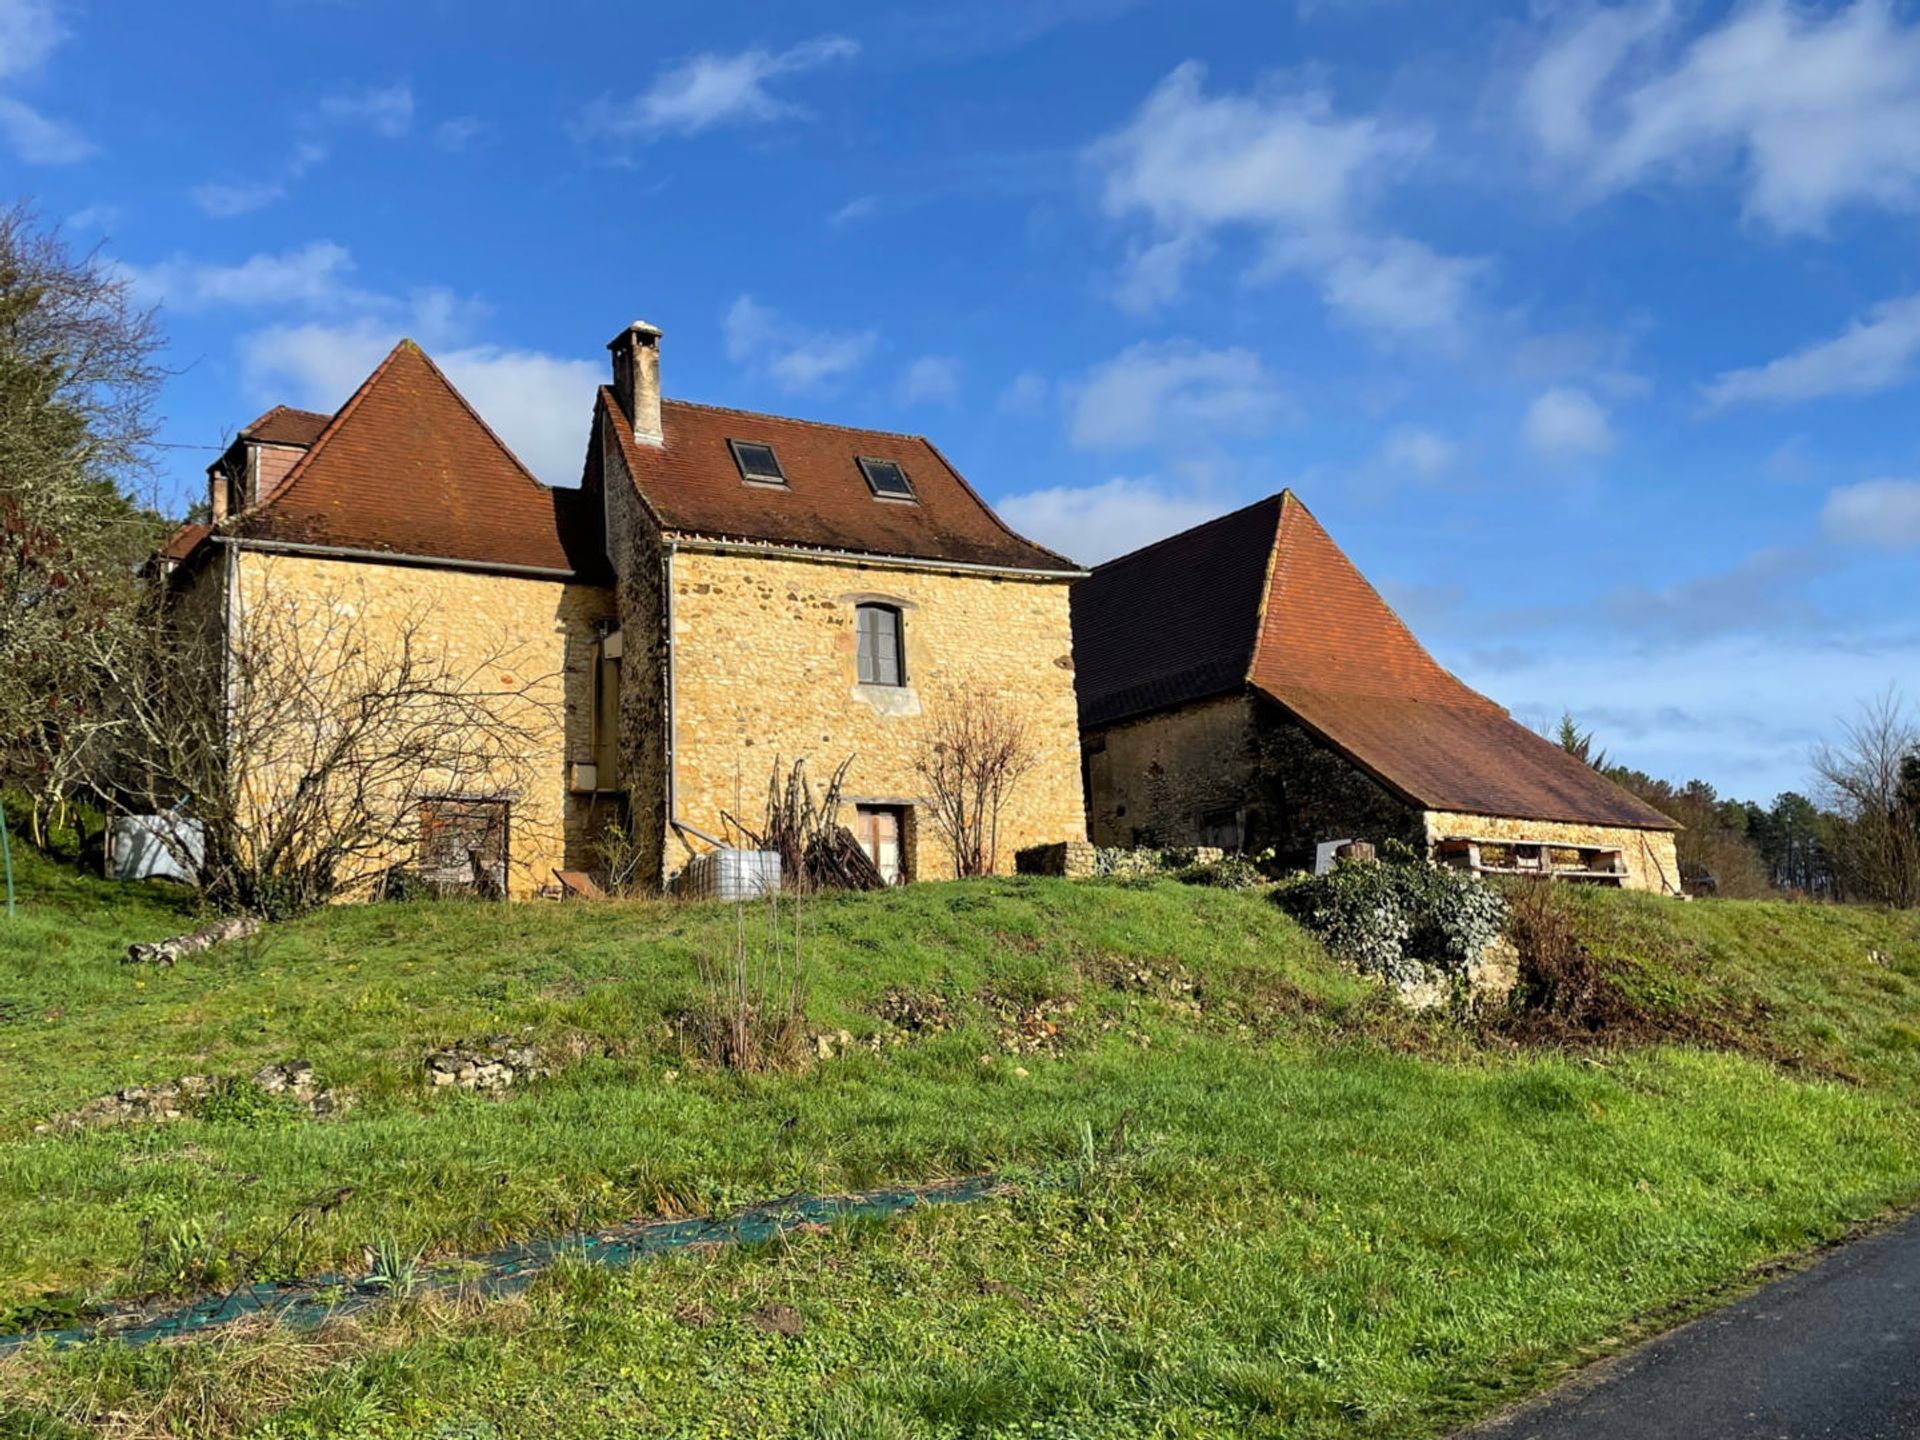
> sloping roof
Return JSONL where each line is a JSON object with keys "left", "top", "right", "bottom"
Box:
{"left": 1070, "top": 494, "right": 1282, "bottom": 730}
{"left": 1073, "top": 491, "right": 1676, "bottom": 831}
{"left": 159, "top": 522, "right": 211, "bottom": 564}
{"left": 600, "top": 388, "right": 1077, "bottom": 573}
{"left": 225, "top": 341, "right": 604, "bottom": 579}
{"left": 239, "top": 405, "right": 330, "bottom": 448}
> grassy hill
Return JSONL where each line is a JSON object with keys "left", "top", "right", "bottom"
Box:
{"left": 2, "top": 832, "right": 1919, "bottom": 1439}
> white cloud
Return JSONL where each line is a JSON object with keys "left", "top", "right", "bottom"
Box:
{"left": 581, "top": 36, "right": 857, "bottom": 141}
{"left": 1703, "top": 293, "right": 1920, "bottom": 408}
{"left": 1521, "top": 0, "right": 1920, "bottom": 232}
{"left": 998, "top": 370, "right": 1049, "bottom": 416}
{"left": 828, "top": 195, "right": 878, "bottom": 226}
{"left": 0, "top": 92, "right": 89, "bottom": 161}
{"left": 723, "top": 293, "right": 876, "bottom": 393}
{"left": 433, "top": 116, "right": 485, "bottom": 152}
{"left": 121, "top": 241, "right": 367, "bottom": 312}
{"left": 0, "top": 0, "right": 62, "bottom": 79}
{"left": 1068, "top": 338, "right": 1292, "bottom": 451}
{"left": 896, "top": 355, "right": 961, "bottom": 407}
{"left": 315, "top": 81, "right": 414, "bottom": 138}
{"left": 0, "top": 0, "right": 88, "bottom": 163}
{"left": 1381, "top": 425, "right": 1458, "bottom": 478}
{"left": 1307, "top": 236, "right": 1489, "bottom": 341}
{"left": 1523, "top": 386, "right": 1614, "bottom": 458}
{"left": 1821, "top": 479, "right": 1920, "bottom": 549}
{"left": 239, "top": 315, "right": 598, "bottom": 487}
{"left": 996, "top": 476, "right": 1226, "bottom": 566}
{"left": 1088, "top": 60, "right": 1480, "bottom": 340}
{"left": 190, "top": 180, "right": 287, "bottom": 218}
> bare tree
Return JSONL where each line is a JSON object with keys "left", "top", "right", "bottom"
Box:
{"left": 93, "top": 569, "right": 556, "bottom": 916}
{"left": 913, "top": 688, "right": 1037, "bottom": 879}
{"left": 1813, "top": 689, "right": 1920, "bottom": 908}
{"left": 0, "top": 205, "right": 166, "bottom": 841}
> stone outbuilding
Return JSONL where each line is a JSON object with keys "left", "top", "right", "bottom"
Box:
{"left": 1070, "top": 492, "right": 1681, "bottom": 893}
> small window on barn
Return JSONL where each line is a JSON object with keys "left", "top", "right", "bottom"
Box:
{"left": 728, "top": 439, "right": 787, "bottom": 487}
{"left": 855, "top": 603, "right": 905, "bottom": 687}
{"left": 857, "top": 457, "right": 916, "bottom": 501}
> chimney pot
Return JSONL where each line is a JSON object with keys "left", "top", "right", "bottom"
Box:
{"left": 608, "top": 320, "right": 664, "bottom": 446}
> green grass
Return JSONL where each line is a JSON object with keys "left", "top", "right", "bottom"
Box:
{"left": 1, "top": 832, "right": 1919, "bottom": 1438}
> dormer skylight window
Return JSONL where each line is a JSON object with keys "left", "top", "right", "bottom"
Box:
{"left": 858, "top": 457, "right": 916, "bottom": 501}
{"left": 729, "top": 439, "right": 787, "bottom": 487}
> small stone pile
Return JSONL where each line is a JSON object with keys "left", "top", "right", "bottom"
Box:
{"left": 251, "top": 1060, "right": 350, "bottom": 1116}
{"left": 423, "top": 1037, "right": 546, "bottom": 1091}
{"left": 35, "top": 1059, "right": 344, "bottom": 1133}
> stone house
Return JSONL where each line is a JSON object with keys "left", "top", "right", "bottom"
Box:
{"left": 586, "top": 323, "right": 1088, "bottom": 889}
{"left": 163, "top": 325, "right": 1088, "bottom": 896}
{"left": 1070, "top": 492, "right": 1682, "bottom": 893}
{"left": 162, "top": 340, "right": 612, "bottom": 897}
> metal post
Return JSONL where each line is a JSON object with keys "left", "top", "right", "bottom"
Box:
{"left": 0, "top": 801, "right": 14, "bottom": 920}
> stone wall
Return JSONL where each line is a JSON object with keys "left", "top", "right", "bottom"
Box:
{"left": 1251, "top": 702, "right": 1428, "bottom": 869}
{"left": 1082, "top": 693, "right": 1264, "bottom": 849}
{"left": 604, "top": 448, "right": 670, "bottom": 887}
{"left": 659, "top": 546, "right": 1085, "bottom": 885}
{"left": 232, "top": 550, "right": 613, "bottom": 897}
{"left": 1420, "top": 810, "right": 1682, "bottom": 895}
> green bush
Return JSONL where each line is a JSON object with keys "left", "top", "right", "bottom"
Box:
{"left": 1276, "top": 850, "right": 1506, "bottom": 987}
{"left": 1176, "top": 855, "right": 1269, "bottom": 891}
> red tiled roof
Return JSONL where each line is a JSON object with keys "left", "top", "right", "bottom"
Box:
{"left": 159, "top": 522, "right": 211, "bottom": 563}
{"left": 226, "top": 341, "right": 604, "bottom": 579}
{"left": 1073, "top": 491, "right": 1676, "bottom": 831}
{"left": 599, "top": 389, "right": 1077, "bottom": 573}
{"left": 239, "top": 405, "right": 330, "bottom": 448}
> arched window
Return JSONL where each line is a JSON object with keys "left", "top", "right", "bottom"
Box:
{"left": 855, "top": 603, "right": 905, "bottom": 687}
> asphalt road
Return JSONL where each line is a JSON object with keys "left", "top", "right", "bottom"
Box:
{"left": 1464, "top": 1209, "right": 1920, "bottom": 1439}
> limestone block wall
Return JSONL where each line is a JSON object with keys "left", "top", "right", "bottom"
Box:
{"left": 232, "top": 550, "right": 612, "bottom": 897}
{"left": 604, "top": 460, "right": 670, "bottom": 886}
{"left": 1421, "top": 810, "right": 1683, "bottom": 895}
{"left": 1082, "top": 694, "right": 1264, "bottom": 849}
{"left": 661, "top": 547, "right": 1085, "bottom": 883}
{"left": 1252, "top": 702, "right": 1428, "bottom": 868}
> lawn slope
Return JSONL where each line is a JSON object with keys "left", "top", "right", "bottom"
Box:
{"left": 2, "top": 840, "right": 1918, "bottom": 1439}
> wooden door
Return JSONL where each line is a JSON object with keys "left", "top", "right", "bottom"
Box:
{"left": 856, "top": 805, "right": 905, "bottom": 885}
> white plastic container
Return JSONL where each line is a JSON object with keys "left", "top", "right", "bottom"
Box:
{"left": 108, "top": 815, "right": 204, "bottom": 883}
{"left": 678, "top": 848, "right": 782, "bottom": 902}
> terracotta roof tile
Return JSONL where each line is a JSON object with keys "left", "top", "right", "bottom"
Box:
{"left": 227, "top": 342, "right": 604, "bottom": 578}
{"left": 1072, "top": 491, "right": 1675, "bottom": 831}
{"left": 239, "top": 405, "right": 330, "bottom": 448}
{"left": 601, "top": 389, "right": 1077, "bottom": 573}
{"left": 159, "top": 522, "right": 211, "bottom": 563}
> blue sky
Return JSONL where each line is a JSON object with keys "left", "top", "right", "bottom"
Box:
{"left": 3, "top": 0, "right": 1916, "bottom": 802}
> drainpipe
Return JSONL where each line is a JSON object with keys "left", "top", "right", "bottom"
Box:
{"left": 661, "top": 539, "right": 724, "bottom": 858}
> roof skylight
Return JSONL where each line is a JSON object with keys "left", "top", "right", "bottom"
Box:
{"left": 729, "top": 439, "right": 787, "bottom": 486}
{"left": 858, "top": 456, "right": 916, "bottom": 501}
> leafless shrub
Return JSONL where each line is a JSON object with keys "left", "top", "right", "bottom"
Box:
{"left": 913, "top": 688, "right": 1036, "bottom": 878}
{"left": 685, "top": 882, "right": 809, "bottom": 1071}
{"left": 1813, "top": 688, "right": 1920, "bottom": 908}
{"left": 591, "top": 812, "right": 647, "bottom": 897}
{"left": 94, "top": 569, "right": 556, "bottom": 917}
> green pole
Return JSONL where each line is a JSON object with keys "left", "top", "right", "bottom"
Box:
{"left": 0, "top": 801, "right": 13, "bottom": 920}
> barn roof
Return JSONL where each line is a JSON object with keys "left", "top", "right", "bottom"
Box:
{"left": 1072, "top": 491, "right": 1676, "bottom": 831}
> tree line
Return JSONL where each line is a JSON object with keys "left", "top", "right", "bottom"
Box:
{"left": 1557, "top": 700, "right": 1920, "bottom": 906}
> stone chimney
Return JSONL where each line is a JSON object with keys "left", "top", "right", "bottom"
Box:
{"left": 607, "top": 320, "right": 664, "bottom": 446}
